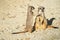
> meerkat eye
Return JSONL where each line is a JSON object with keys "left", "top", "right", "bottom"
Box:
{"left": 40, "top": 8, "right": 41, "bottom": 9}
{"left": 32, "top": 7, "right": 35, "bottom": 10}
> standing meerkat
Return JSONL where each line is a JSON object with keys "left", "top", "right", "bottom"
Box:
{"left": 34, "top": 6, "right": 47, "bottom": 31}
{"left": 34, "top": 6, "right": 58, "bottom": 31}
{"left": 12, "top": 6, "right": 35, "bottom": 34}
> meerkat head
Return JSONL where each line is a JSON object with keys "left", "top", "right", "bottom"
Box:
{"left": 38, "top": 6, "right": 45, "bottom": 12}
{"left": 28, "top": 6, "right": 35, "bottom": 11}
{"left": 29, "top": 6, "right": 35, "bottom": 10}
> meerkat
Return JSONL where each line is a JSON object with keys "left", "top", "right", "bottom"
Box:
{"left": 34, "top": 6, "right": 58, "bottom": 31}
{"left": 12, "top": 6, "right": 35, "bottom": 34}
{"left": 34, "top": 14, "right": 47, "bottom": 31}
{"left": 34, "top": 6, "right": 47, "bottom": 31}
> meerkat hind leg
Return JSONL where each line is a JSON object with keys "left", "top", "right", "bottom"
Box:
{"left": 47, "top": 25, "right": 58, "bottom": 29}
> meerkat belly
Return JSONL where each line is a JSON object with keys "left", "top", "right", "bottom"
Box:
{"left": 41, "top": 24, "right": 47, "bottom": 30}
{"left": 35, "top": 21, "right": 47, "bottom": 31}
{"left": 35, "top": 23, "right": 42, "bottom": 31}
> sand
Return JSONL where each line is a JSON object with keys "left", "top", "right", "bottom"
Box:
{"left": 0, "top": 0, "right": 60, "bottom": 40}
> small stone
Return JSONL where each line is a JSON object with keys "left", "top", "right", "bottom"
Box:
{"left": 21, "top": 39, "right": 23, "bottom": 40}
{"left": 17, "top": 39, "right": 19, "bottom": 40}
{"left": 25, "top": 38, "right": 30, "bottom": 40}
{"left": 0, "top": 38, "right": 5, "bottom": 40}
{"left": 2, "top": 17, "right": 5, "bottom": 20}
{"left": 51, "top": 13, "right": 54, "bottom": 15}
{"left": 1, "top": 30, "right": 4, "bottom": 33}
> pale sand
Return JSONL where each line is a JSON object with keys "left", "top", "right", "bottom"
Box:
{"left": 0, "top": 0, "right": 60, "bottom": 40}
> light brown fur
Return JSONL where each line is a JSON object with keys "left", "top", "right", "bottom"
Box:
{"left": 12, "top": 6, "right": 35, "bottom": 34}
{"left": 34, "top": 15, "right": 47, "bottom": 31}
{"left": 34, "top": 6, "right": 58, "bottom": 31}
{"left": 34, "top": 6, "right": 47, "bottom": 31}
{"left": 34, "top": 15, "right": 56, "bottom": 31}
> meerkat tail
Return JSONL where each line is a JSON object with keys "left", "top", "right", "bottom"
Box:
{"left": 12, "top": 31, "right": 27, "bottom": 34}
{"left": 47, "top": 25, "right": 58, "bottom": 29}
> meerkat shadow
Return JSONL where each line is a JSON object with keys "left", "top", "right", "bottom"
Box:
{"left": 32, "top": 23, "right": 36, "bottom": 32}
{"left": 32, "top": 26, "right": 35, "bottom": 32}
{"left": 47, "top": 18, "right": 55, "bottom": 25}
{"left": 47, "top": 18, "right": 59, "bottom": 29}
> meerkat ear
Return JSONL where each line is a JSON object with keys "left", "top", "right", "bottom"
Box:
{"left": 28, "top": 6, "right": 35, "bottom": 10}
{"left": 38, "top": 6, "right": 45, "bottom": 10}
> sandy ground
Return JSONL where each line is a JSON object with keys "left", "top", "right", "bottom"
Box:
{"left": 0, "top": 0, "right": 60, "bottom": 40}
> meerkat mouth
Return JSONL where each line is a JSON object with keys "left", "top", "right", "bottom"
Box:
{"left": 39, "top": 10, "right": 42, "bottom": 14}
